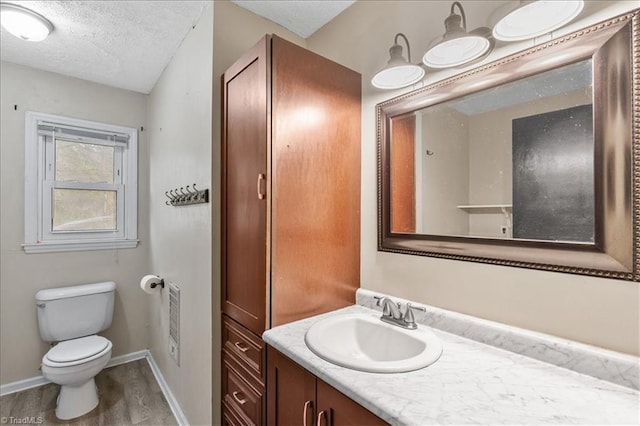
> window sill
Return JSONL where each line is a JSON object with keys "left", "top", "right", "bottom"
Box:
{"left": 22, "top": 239, "right": 139, "bottom": 254}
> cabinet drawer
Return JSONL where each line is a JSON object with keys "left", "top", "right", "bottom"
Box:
{"left": 223, "top": 315, "right": 265, "bottom": 380}
{"left": 223, "top": 354, "right": 263, "bottom": 426}
{"left": 222, "top": 399, "right": 250, "bottom": 426}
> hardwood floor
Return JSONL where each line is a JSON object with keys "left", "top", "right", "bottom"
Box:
{"left": 0, "top": 359, "right": 177, "bottom": 426}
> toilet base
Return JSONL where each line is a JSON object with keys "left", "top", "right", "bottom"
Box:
{"left": 55, "top": 378, "right": 99, "bottom": 420}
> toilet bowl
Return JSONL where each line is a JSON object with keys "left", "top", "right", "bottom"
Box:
{"left": 41, "top": 335, "right": 112, "bottom": 420}
{"left": 36, "top": 281, "right": 116, "bottom": 420}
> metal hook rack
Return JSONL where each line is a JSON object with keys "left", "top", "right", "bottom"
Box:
{"left": 165, "top": 184, "right": 209, "bottom": 206}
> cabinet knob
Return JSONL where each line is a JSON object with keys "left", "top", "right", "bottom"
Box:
{"left": 303, "top": 400, "right": 313, "bottom": 426}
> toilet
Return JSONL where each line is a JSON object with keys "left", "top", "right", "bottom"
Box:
{"left": 35, "top": 281, "right": 116, "bottom": 420}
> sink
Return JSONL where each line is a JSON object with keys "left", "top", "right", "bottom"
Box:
{"left": 304, "top": 312, "right": 442, "bottom": 373}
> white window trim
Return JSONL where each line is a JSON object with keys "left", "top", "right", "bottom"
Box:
{"left": 23, "top": 111, "right": 138, "bottom": 253}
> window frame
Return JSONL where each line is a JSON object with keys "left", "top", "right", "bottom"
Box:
{"left": 24, "top": 111, "right": 138, "bottom": 253}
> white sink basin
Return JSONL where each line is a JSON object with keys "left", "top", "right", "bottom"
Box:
{"left": 304, "top": 312, "right": 442, "bottom": 373}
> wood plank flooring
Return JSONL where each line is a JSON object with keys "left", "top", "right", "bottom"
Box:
{"left": 0, "top": 359, "right": 177, "bottom": 426}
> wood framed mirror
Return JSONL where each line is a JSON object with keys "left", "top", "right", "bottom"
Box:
{"left": 377, "top": 11, "right": 639, "bottom": 281}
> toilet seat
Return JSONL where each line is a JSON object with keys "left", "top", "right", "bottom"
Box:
{"left": 43, "top": 336, "right": 112, "bottom": 368}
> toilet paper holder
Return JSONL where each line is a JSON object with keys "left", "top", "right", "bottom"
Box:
{"left": 151, "top": 279, "right": 164, "bottom": 289}
{"left": 140, "top": 275, "right": 165, "bottom": 294}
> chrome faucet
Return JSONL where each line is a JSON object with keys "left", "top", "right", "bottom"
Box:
{"left": 374, "top": 297, "right": 426, "bottom": 330}
{"left": 378, "top": 297, "right": 402, "bottom": 320}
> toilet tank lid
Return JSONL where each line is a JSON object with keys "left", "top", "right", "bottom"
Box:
{"left": 36, "top": 281, "right": 116, "bottom": 302}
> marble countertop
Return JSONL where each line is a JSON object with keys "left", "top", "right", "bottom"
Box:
{"left": 263, "top": 305, "right": 640, "bottom": 425}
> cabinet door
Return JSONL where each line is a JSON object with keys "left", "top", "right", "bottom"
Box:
{"left": 317, "top": 380, "right": 388, "bottom": 426}
{"left": 222, "top": 36, "right": 269, "bottom": 335}
{"left": 267, "top": 348, "right": 316, "bottom": 426}
{"left": 270, "top": 35, "right": 362, "bottom": 327}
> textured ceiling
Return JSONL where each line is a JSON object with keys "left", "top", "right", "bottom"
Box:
{"left": 0, "top": 0, "right": 354, "bottom": 93}
{"left": 231, "top": 0, "right": 356, "bottom": 38}
{"left": 0, "top": 1, "right": 208, "bottom": 94}
{"left": 449, "top": 60, "right": 592, "bottom": 116}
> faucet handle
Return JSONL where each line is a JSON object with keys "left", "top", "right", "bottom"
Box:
{"left": 406, "top": 302, "right": 426, "bottom": 312}
{"left": 403, "top": 303, "right": 427, "bottom": 328}
{"left": 373, "top": 296, "right": 390, "bottom": 316}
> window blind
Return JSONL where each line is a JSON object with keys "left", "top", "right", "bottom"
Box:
{"left": 37, "top": 122, "right": 129, "bottom": 146}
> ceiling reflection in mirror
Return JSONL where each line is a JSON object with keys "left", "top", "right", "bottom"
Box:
{"left": 389, "top": 59, "right": 594, "bottom": 243}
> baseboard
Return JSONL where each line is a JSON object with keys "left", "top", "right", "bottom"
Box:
{"left": 0, "top": 350, "right": 189, "bottom": 426}
{"left": 107, "top": 349, "right": 148, "bottom": 368}
{"left": 0, "top": 375, "right": 49, "bottom": 396}
{"left": 145, "top": 352, "right": 189, "bottom": 426}
{"left": 0, "top": 350, "right": 153, "bottom": 396}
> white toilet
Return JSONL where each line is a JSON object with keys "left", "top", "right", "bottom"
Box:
{"left": 35, "top": 281, "right": 116, "bottom": 420}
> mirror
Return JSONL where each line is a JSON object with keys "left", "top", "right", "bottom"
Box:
{"left": 377, "top": 11, "right": 639, "bottom": 281}
{"left": 390, "top": 59, "right": 594, "bottom": 242}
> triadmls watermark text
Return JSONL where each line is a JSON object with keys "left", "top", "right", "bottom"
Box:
{"left": 0, "top": 416, "right": 44, "bottom": 425}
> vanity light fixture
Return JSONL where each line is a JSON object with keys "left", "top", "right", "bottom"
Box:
{"left": 492, "top": 0, "right": 584, "bottom": 42}
{"left": 371, "top": 33, "right": 425, "bottom": 90}
{"left": 0, "top": 2, "right": 53, "bottom": 42}
{"left": 422, "top": 1, "right": 493, "bottom": 69}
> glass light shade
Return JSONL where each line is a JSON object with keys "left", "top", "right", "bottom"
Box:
{"left": 493, "top": 0, "right": 584, "bottom": 42}
{"left": 371, "top": 64, "right": 425, "bottom": 90}
{"left": 0, "top": 3, "right": 53, "bottom": 42}
{"left": 423, "top": 35, "right": 491, "bottom": 69}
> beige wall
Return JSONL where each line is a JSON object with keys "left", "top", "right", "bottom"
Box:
{"left": 307, "top": 0, "right": 640, "bottom": 356}
{"left": 147, "top": 4, "right": 213, "bottom": 425}
{"left": 210, "top": 1, "right": 305, "bottom": 423}
{"left": 418, "top": 107, "right": 469, "bottom": 235}
{"left": 0, "top": 62, "right": 151, "bottom": 384}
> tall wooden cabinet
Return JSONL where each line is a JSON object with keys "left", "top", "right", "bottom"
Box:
{"left": 221, "top": 35, "right": 361, "bottom": 425}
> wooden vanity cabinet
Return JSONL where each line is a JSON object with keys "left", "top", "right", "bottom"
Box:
{"left": 267, "top": 347, "right": 388, "bottom": 426}
{"left": 221, "top": 34, "right": 361, "bottom": 425}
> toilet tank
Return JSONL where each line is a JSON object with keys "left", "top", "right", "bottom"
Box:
{"left": 36, "top": 281, "right": 116, "bottom": 342}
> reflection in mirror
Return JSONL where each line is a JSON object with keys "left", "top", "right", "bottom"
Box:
{"left": 390, "top": 60, "right": 594, "bottom": 243}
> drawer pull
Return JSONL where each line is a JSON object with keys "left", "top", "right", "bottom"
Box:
{"left": 317, "top": 410, "right": 328, "bottom": 426}
{"left": 303, "top": 400, "right": 313, "bottom": 426}
{"left": 232, "top": 391, "right": 247, "bottom": 405}
{"left": 234, "top": 341, "right": 250, "bottom": 353}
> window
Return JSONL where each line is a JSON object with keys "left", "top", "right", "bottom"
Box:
{"left": 24, "top": 112, "right": 138, "bottom": 253}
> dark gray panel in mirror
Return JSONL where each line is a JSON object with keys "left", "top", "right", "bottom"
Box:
{"left": 512, "top": 104, "right": 594, "bottom": 243}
